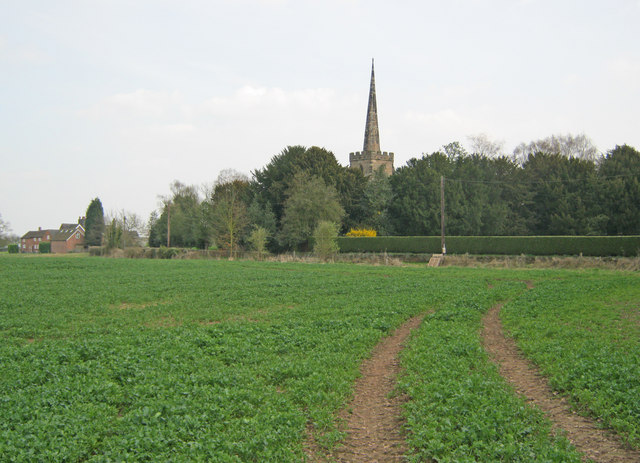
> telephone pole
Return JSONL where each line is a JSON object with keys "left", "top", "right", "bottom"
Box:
{"left": 167, "top": 202, "right": 171, "bottom": 247}
{"left": 440, "top": 176, "right": 446, "bottom": 254}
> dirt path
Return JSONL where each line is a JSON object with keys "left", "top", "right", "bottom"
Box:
{"left": 483, "top": 302, "right": 640, "bottom": 463}
{"left": 316, "top": 314, "right": 425, "bottom": 463}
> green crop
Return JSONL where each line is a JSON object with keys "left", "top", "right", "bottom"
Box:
{"left": 501, "top": 272, "right": 640, "bottom": 448}
{"left": 0, "top": 256, "right": 637, "bottom": 461}
{"left": 0, "top": 256, "right": 441, "bottom": 461}
{"left": 398, "top": 277, "right": 584, "bottom": 462}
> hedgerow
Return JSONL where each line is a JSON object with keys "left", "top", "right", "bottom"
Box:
{"left": 338, "top": 235, "right": 640, "bottom": 256}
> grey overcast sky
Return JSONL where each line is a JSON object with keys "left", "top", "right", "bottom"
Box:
{"left": 2, "top": 0, "right": 639, "bottom": 235}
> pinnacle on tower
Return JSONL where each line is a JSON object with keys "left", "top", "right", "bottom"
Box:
{"left": 363, "top": 58, "right": 381, "bottom": 153}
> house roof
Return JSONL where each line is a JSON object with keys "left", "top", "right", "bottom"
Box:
{"left": 59, "top": 223, "right": 85, "bottom": 233}
{"left": 52, "top": 228, "right": 85, "bottom": 242}
{"left": 21, "top": 229, "right": 56, "bottom": 240}
{"left": 21, "top": 218, "right": 87, "bottom": 240}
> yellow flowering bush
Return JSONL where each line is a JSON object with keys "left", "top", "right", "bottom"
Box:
{"left": 345, "top": 228, "right": 377, "bottom": 237}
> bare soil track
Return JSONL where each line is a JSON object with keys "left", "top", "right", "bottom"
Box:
{"left": 308, "top": 314, "right": 424, "bottom": 463}
{"left": 483, "top": 302, "right": 640, "bottom": 463}
{"left": 332, "top": 314, "right": 424, "bottom": 462}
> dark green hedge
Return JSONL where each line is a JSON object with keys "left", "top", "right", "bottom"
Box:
{"left": 8, "top": 244, "right": 19, "bottom": 254}
{"left": 337, "top": 236, "right": 640, "bottom": 257}
{"left": 39, "top": 242, "right": 51, "bottom": 254}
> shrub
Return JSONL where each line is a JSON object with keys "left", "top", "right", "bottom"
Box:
{"left": 313, "top": 221, "right": 340, "bottom": 260}
{"left": 88, "top": 246, "right": 104, "bottom": 256}
{"left": 158, "top": 246, "right": 180, "bottom": 259}
{"left": 124, "top": 247, "right": 144, "bottom": 258}
{"left": 248, "top": 226, "right": 269, "bottom": 260}
{"left": 142, "top": 247, "right": 158, "bottom": 259}
{"left": 345, "top": 228, "right": 377, "bottom": 237}
{"left": 39, "top": 242, "right": 51, "bottom": 254}
{"left": 8, "top": 244, "right": 19, "bottom": 254}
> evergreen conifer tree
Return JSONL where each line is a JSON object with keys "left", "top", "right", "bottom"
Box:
{"left": 85, "top": 198, "right": 105, "bottom": 246}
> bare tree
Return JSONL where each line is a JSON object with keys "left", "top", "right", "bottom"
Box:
{"left": 104, "top": 210, "right": 147, "bottom": 248}
{"left": 467, "top": 133, "right": 505, "bottom": 158}
{"left": 216, "top": 169, "right": 248, "bottom": 186}
{"left": 0, "top": 214, "right": 18, "bottom": 246}
{"left": 513, "top": 133, "right": 599, "bottom": 164}
{"left": 0, "top": 214, "right": 10, "bottom": 236}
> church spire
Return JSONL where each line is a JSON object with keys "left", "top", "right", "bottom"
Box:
{"left": 349, "top": 59, "right": 394, "bottom": 176}
{"left": 363, "top": 58, "right": 381, "bottom": 153}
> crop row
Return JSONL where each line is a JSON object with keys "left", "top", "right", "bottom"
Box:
{"left": 398, "top": 278, "right": 584, "bottom": 462}
{"left": 501, "top": 274, "right": 640, "bottom": 449}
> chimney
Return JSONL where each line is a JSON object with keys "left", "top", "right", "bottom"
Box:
{"left": 38, "top": 227, "right": 42, "bottom": 231}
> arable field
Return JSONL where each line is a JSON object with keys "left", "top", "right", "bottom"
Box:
{"left": 1, "top": 256, "right": 638, "bottom": 462}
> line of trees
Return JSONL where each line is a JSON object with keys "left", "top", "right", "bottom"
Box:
{"left": 389, "top": 143, "right": 639, "bottom": 237}
{"left": 148, "top": 146, "right": 360, "bottom": 252}
{"left": 144, "top": 140, "right": 640, "bottom": 253}
{"left": 4, "top": 134, "right": 635, "bottom": 253}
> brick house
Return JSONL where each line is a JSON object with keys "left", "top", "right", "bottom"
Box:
{"left": 20, "top": 228, "right": 57, "bottom": 253}
{"left": 20, "top": 218, "right": 86, "bottom": 254}
{"left": 51, "top": 223, "right": 86, "bottom": 253}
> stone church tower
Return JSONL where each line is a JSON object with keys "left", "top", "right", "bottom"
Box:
{"left": 349, "top": 59, "right": 394, "bottom": 176}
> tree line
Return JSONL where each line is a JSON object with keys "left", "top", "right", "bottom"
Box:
{"left": 389, "top": 143, "right": 639, "bottom": 237}
{"left": 77, "top": 138, "right": 639, "bottom": 253}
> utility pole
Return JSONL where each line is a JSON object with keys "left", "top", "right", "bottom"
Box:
{"left": 167, "top": 202, "right": 171, "bottom": 247}
{"left": 440, "top": 175, "right": 446, "bottom": 254}
{"left": 122, "top": 211, "right": 126, "bottom": 250}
